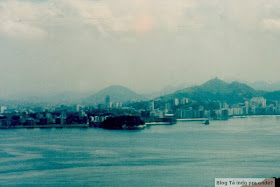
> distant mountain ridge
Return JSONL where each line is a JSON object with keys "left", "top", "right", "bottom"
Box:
{"left": 0, "top": 91, "right": 89, "bottom": 105}
{"left": 84, "top": 85, "right": 147, "bottom": 105}
{"left": 143, "top": 82, "right": 193, "bottom": 99}
{"left": 160, "top": 78, "right": 268, "bottom": 104}
{"left": 3, "top": 79, "right": 280, "bottom": 106}
{"left": 247, "top": 81, "right": 280, "bottom": 91}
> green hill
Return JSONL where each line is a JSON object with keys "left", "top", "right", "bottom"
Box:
{"left": 84, "top": 85, "right": 146, "bottom": 105}
{"left": 160, "top": 78, "right": 266, "bottom": 104}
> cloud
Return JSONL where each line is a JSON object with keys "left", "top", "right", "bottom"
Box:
{"left": 2, "top": 0, "right": 280, "bottom": 95}
{"left": 263, "top": 19, "right": 280, "bottom": 32}
{"left": 0, "top": 20, "right": 47, "bottom": 38}
{"left": 0, "top": 0, "right": 48, "bottom": 39}
{"left": 2, "top": 0, "right": 280, "bottom": 39}
{"left": 0, "top": 0, "right": 199, "bottom": 39}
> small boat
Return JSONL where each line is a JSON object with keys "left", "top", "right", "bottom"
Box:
{"left": 204, "top": 120, "right": 210, "bottom": 125}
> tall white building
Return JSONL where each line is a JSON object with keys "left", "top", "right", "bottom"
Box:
{"left": 73, "top": 104, "right": 80, "bottom": 112}
{"left": 180, "top": 98, "right": 188, "bottom": 105}
{"left": 250, "top": 97, "right": 266, "bottom": 108}
{"left": 0, "top": 106, "right": 7, "bottom": 113}
{"left": 174, "top": 98, "right": 179, "bottom": 106}
{"left": 150, "top": 101, "right": 155, "bottom": 111}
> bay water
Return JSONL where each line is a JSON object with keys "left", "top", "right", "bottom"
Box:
{"left": 0, "top": 117, "right": 279, "bottom": 186}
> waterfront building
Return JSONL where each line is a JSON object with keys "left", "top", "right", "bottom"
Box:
{"left": 150, "top": 101, "right": 155, "bottom": 111}
{"left": 105, "top": 95, "right": 111, "bottom": 108}
{"left": 215, "top": 109, "right": 222, "bottom": 117}
{"left": 94, "top": 116, "right": 100, "bottom": 123}
{"left": 0, "top": 116, "right": 8, "bottom": 126}
{"left": 250, "top": 97, "right": 266, "bottom": 108}
{"left": 275, "top": 106, "right": 280, "bottom": 114}
{"left": 73, "top": 104, "right": 80, "bottom": 112}
{"left": 178, "top": 109, "right": 192, "bottom": 118}
{"left": 218, "top": 101, "right": 222, "bottom": 109}
{"left": 265, "top": 105, "right": 275, "bottom": 115}
{"left": 222, "top": 109, "right": 229, "bottom": 118}
{"left": 0, "top": 106, "right": 7, "bottom": 114}
{"left": 36, "top": 113, "right": 44, "bottom": 119}
{"left": 179, "top": 98, "right": 188, "bottom": 105}
{"left": 245, "top": 101, "right": 249, "bottom": 114}
{"left": 222, "top": 102, "right": 229, "bottom": 109}
{"left": 25, "top": 118, "right": 34, "bottom": 125}
{"left": 110, "top": 102, "right": 122, "bottom": 109}
{"left": 141, "top": 110, "right": 150, "bottom": 117}
{"left": 174, "top": 98, "right": 179, "bottom": 106}
{"left": 228, "top": 107, "right": 243, "bottom": 116}
{"left": 192, "top": 110, "right": 201, "bottom": 118}
{"left": 150, "top": 109, "right": 164, "bottom": 118}
{"left": 55, "top": 118, "right": 62, "bottom": 124}
{"left": 204, "top": 110, "right": 211, "bottom": 118}
{"left": 78, "top": 110, "right": 87, "bottom": 118}
{"left": 100, "top": 116, "right": 106, "bottom": 122}
{"left": 165, "top": 103, "right": 172, "bottom": 112}
{"left": 60, "top": 111, "right": 67, "bottom": 119}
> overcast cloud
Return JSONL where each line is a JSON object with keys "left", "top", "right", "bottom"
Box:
{"left": 1, "top": 0, "right": 280, "bottom": 97}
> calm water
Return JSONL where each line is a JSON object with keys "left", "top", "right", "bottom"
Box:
{"left": 0, "top": 117, "right": 280, "bottom": 186}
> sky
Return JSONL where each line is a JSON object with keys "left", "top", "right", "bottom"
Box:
{"left": 1, "top": 0, "right": 280, "bottom": 97}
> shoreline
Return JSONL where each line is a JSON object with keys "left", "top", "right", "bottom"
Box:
{"left": 232, "top": 115, "right": 280, "bottom": 118}
{"left": 1, "top": 115, "right": 280, "bottom": 129}
{"left": 0, "top": 124, "right": 89, "bottom": 129}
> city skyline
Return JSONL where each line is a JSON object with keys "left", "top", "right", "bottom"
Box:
{"left": 1, "top": 0, "right": 280, "bottom": 96}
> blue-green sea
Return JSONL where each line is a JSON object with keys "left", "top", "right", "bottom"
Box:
{"left": 0, "top": 117, "right": 279, "bottom": 186}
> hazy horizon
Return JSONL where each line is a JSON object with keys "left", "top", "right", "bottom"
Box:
{"left": 2, "top": 78, "right": 280, "bottom": 101}
{"left": 1, "top": 0, "right": 280, "bottom": 97}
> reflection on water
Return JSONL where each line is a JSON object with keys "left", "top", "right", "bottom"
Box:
{"left": 0, "top": 117, "right": 280, "bottom": 186}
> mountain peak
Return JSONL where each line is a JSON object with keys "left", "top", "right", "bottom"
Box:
{"left": 85, "top": 85, "right": 146, "bottom": 105}
{"left": 170, "top": 78, "right": 261, "bottom": 104}
{"left": 199, "top": 78, "right": 228, "bottom": 92}
{"left": 228, "top": 81, "right": 256, "bottom": 92}
{"left": 202, "top": 77, "right": 227, "bottom": 86}
{"left": 101, "top": 85, "right": 132, "bottom": 92}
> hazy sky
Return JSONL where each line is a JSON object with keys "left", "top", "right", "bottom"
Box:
{"left": 1, "top": 0, "right": 280, "bottom": 96}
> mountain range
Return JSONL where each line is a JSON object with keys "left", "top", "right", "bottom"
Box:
{"left": 3, "top": 78, "right": 280, "bottom": 105}
{"left": 0, "top": 92, "right": 90, "bottom": 105}
{"left": 160, "top": 78, "right": 280, "bottom": 104}
{"left": 142, "top": 82, "right": 193, "bottom": 99}
{"left": 83, "top": 78, "right": 280, "bottom": 105}
{"left": 247, "top": 81, "right": 280, "bottom": 92}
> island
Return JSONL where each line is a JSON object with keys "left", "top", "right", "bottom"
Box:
{"left": 99, "top": 116, "right": 146, "bottom": 130}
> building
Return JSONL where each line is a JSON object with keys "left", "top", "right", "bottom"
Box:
{"left": 73, "top": 104, "right": 80, "bottom": 112}
{"left": 174, "top": 98, "right": 179, "bottom": 106}
{"left": 178, "top": 109, "right": 192, "bottom": 118}
{"left": 111, "top": 102, "right": 122, "bottom": 109}
{"left": 222, "top": 102, "right": 229, "bottom": 109}
{"left": 141, "top": 110, "right": 150, "bottom": 117}
{"left": 105, "top": 95, "right": 111, "bottom": 108}
{"left": 150, "top": 101, "right": 155, "bottom": 111}
{"left": 78, "top": 110, "right": 87, "bottom": 118}
{"left": 165, "top": 103, "right": 172, "bottom": 112}
{"left": 250, "top": 97, "right": 266, "bottom": 108}
{"left": 0, "top": 106, "right": 7, "bottom": 114}
{"left": 150, "top": 109, "right": 164, "bottom": 118}
{"left": 179, "top": 98, "right": 188, "bottom": 105}
{"left": 245, "top": 101, "right": 249, "bottom": 115}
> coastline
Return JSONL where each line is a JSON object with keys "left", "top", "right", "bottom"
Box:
{"left": 0, "top": 124, "right": 89, "bottom": 129}
{"left": 2, "top": 115, "right": 280, "bottom": 129}
{"left": 232, "top": 115, "right": 280, "bottom": 118}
